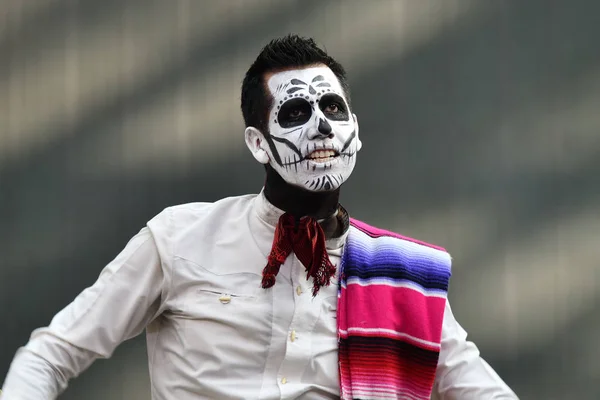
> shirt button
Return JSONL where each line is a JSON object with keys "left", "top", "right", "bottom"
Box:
{"left": 290, "top": 330, "right": 296, "bottom": 342}
{"left": 296, "top": 286, "right": 303, "bottom": 296}
{"left": 219, "top": 295, "right": 231, "bottom": 304}
{"left": 281, "top": 377, "right": 287, "bottom": 384}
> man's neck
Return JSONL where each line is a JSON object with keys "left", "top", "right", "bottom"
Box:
{"left": 263, "top": 166, "right": 340, "bottom": 221}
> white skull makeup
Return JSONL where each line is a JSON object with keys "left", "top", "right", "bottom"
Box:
{"left": 245, "top": 66, "right": 361, "bottom": 192}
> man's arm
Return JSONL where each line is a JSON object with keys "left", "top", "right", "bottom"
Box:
{"left": 433, "top": 301, "right": 519, "bottom": 399}
{"left": 1, "top": 220, "right": 170, "bottom": 400}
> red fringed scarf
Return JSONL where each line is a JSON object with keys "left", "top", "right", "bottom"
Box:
{"left": 261, "top": 213, "right": 336, "bottom": 296}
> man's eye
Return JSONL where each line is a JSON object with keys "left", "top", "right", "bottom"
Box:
{"left": 318, "top": 94, "right": 349, "bottom": 121}
{"left": 289, "top": 109, "right": 304, "bottom": 118}
{"left": 277, "top": 99, "right": 312, "bottom": 128}
{"left": 325, "top": 104, "right": 339, "bottom": 114}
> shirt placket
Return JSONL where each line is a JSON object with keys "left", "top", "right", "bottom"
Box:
{"left": 276, "top": 254, "right": 323, "bottom": 399}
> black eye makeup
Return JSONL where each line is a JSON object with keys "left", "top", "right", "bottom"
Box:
{"left": 318, "top": 93, "right": 349, "bottom": 121}
{"left": 277, "top": 98, "right": 313, "bottom": 129}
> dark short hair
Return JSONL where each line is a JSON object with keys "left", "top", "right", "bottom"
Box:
{"left": 241, "top": 34, "right": 350, "bottom": 135}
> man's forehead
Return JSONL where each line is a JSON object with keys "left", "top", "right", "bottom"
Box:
{"left": 266, "top": 66, "right": 343, "bottom": 97}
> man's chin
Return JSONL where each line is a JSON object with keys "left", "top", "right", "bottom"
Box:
{"left": 285, "top": 177, "right": 345, "bottom": 193}
{"left": 270, "top": 164, "right": 353, "bottom": 192}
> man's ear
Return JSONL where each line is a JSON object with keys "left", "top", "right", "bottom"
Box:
{"left": 244, "top": 127, "right": 270, "bottom": 164}
{"left": 353, "top": 113, "right": 362, "bottom": 152}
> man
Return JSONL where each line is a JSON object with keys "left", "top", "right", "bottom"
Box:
{"left": 2, "top": 35, "right": 518, "bottom": 399}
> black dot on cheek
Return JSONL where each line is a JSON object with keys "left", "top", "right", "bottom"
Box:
{"left": 310, "top": 101, "right": 314, "bottom": 104}
{"left": 280, "top": 100, "right": 283, "bottom": 104}
{"left": 274, "top": 120, "right": 277, "bottom": 123}
{"left": 305, "top": 96, "right": 309, "bottom": 99}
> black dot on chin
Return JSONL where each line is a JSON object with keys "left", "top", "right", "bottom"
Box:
{"left": 324, "top": 182, "right": 331, "bottom": 190}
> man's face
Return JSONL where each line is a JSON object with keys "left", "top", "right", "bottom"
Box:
{"left": 246, "top": 66, "right": 361, "bottom": 192}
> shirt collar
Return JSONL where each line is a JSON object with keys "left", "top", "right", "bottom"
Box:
{"left": 254, "top": 189, "right": 350, "bottom": 249}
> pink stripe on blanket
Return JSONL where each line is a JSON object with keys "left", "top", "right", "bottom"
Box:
{"left": 350, "top": 218, "right": 446, "bottom": 251}
{"left": 338, "top": 284, "right": 446, "bottom": 346}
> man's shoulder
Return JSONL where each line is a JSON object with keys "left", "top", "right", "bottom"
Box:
{"left": 147, "top": 193, "right": 258, "bottom": 234}
{"left": 169, "top": 193, "right": 257, "bottom": 219}
{"left": 346, "top": 217, "right": 452, "bottom": 277}
{"left": 348, "top": 217, "right": 448, "bottom": 253}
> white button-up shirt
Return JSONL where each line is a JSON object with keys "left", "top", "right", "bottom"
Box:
{"left": 2, "top": 192, "right": 517, "bottom": 399}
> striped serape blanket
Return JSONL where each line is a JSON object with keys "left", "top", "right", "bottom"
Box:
{"left": 337, "top": 218, "right": 452, "bottom": 399}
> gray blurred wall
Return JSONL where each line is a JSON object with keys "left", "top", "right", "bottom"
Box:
{"left": 1, "top": 1, "right": 600, "bottom": 399}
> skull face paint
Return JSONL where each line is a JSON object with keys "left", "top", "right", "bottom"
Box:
{"left": 247, "top": 66, "right": 361, "bottom": 192}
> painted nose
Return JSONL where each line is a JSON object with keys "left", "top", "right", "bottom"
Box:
{"left": 308, "top": 118, "right": 334, "bottom": 139}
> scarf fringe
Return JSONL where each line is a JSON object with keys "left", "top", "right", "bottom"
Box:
{"left": 262, "top": 213, "right": 336, "bottom": 296}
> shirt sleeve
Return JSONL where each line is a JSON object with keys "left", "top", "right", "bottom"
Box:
{"left": 432, "top": 301, "right": 519, "bottom": 399}
{"left": 1, "top": 214, "right": 171, "bottom": 400}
